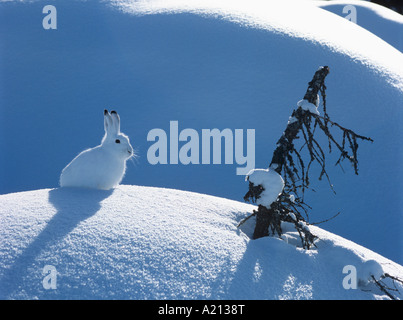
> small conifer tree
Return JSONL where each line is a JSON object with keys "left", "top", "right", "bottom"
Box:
{"left": 241, "top": 66, "right": 373, "bottom": 249}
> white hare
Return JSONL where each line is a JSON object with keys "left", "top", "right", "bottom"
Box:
{"left": 60, "top": 109, "right": 134, "bottom": 190}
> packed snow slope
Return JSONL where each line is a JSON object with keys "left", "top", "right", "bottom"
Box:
{"left": 314, "top": 0, "right": 403, "bottom": 52}
{"left": 0, "top": 185, "right": 402, "bottom": 300}
{"left": 0, "top": 0, "right": 402, "bottom": 265}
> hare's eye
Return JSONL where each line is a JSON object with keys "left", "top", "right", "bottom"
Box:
{"left": 115, "top": 139, "right": 121, "bottom": 144}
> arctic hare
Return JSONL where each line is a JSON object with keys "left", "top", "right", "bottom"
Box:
{"left": 60, "top": 110, "right": 133, "bottom": 190}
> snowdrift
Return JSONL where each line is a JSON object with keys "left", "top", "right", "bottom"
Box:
{"left": 0, "top": 185, "right": 402, "bottom": 299}
{"left": 0, "top": 0, "right": 402, "bottom": 265}
{"left": 315, "top": 0, "right": 403, "bottom": 52}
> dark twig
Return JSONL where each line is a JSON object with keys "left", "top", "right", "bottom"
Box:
{"left": 371, "top": 275, "right": 396, "bottom": 300}
{"left": 308, "top": 211, "right": 341, "bottom": 226}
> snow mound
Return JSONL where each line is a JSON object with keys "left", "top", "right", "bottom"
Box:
{"left": 112, "top": 0, "right": 403, "bottom": 88}
{"left": 0, "top": 185, "right": 402, "bottom": 299}
{"left": 357, "top": 259, "right": 384, "bottom": 286}
{"left": 314, "top": 0, "right": 403, "bottom": 52}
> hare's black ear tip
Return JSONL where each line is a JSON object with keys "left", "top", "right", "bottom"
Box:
{"left": 104, "top": 109, "right": 109, "bottom": 115}
{"left": 111, "top": 110, "right": 117, "bottom": 115}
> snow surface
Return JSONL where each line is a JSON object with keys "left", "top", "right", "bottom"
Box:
{"left": 0, "top": 185, "right": 402, "bottom": 299}
{"left": 0, "top": 0, "right": 402, "bottom": 269}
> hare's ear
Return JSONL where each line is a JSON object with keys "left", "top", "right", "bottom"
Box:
{"left": 110, "top": 110, "right": 121, "bottom": 134}
{"left": 104, "top": 109, "right": 114, "bottom": 135}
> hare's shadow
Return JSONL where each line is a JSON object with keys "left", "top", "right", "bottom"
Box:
{"left": 0, "top": 187, "right": 113, "bottom": 299}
